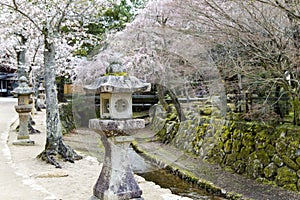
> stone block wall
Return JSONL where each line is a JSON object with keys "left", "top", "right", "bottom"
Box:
{"left": 206, "top": 122, "right": 300, "bottom": 192}
{"left": 150, "top": 104, "right": 300, "bottom": 192}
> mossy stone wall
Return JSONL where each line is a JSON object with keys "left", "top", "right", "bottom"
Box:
{"left": 150, "top": 104, "right": 300, "bottom": 192}
{"left": 207, "top": 122, "right": 300, "bottom": 192}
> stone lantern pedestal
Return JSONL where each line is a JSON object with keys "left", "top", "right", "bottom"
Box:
{"left": 89, "top": 119, "right": 145, "bottom": 200}
{"left": 12, "top": 76, "right": 35, "bottom": 146}
{"left": 85, "top": 62, "right": 150, "bottom": 200}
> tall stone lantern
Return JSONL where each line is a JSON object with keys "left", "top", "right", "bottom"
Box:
{"left": 12, "top": 76, "right": 35, "bottom": 145}
{"left": 85, "top": 62, "right": 150, "bottom": 200}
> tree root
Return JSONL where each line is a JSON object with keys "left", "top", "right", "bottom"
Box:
{"left": 28, "top": 123, "right": 41, "bottom": 134}
{"left": 37, "top": 141, "right": 83, "bottom": 168}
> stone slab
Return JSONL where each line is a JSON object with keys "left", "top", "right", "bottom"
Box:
{"left": 12, "top": 139, "right": 35, "bottom": 146}
{"left": 89, "top": 119, "right": 145, "bottom": 131}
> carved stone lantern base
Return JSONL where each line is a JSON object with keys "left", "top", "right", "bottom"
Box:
{"left": 89, "top": 119, "right": 145, "bottom": 200}
{"left": 14, "top": 105, "right": 35, "bottom": 146}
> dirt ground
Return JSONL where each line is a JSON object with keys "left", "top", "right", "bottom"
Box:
{"left": 6, "top": 110, "right": 191, "bottom": 200}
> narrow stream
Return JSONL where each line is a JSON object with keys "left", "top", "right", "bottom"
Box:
{"left": 129, "top": 147, "right": 226, "bottom": 200}
{"left": 64, "top": 129, "right": 226, "bottom": 199}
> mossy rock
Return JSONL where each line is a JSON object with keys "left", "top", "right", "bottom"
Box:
{"left": 232, "top": 160, "right": 246, "bottom": 174}
{"left": 246, "top": 158, "right": 263, "bottom": 179}
{"left": 257, "top": 150, "right": 270, "bottom": 167}
{"left": 282, "top": 184, "right": 298, "bottom": 192}
{"left": 237, "top": 146, "right": 251, "bottom": 161}
{"left": 255, "top": 130, "right": 270, "bottom": 150}
{"left": 264, "top": 162, "right": 278, "bottom": 178}
{"left": 232, "top": 129, "right": 242, "bottom": 139}
{"left": 282, "top": 155, "right": 300, "bottom": 171}
{"left": 224, "top": 153, "right": 237, "bottom": 166}
{"left": 297, "top": 170, "right": 300, "bottom": 178}
{"left": 224, "top": 139, "right": 232, "bottom": 153}
{"left": 241, "top": 132, "right": 255, "bottom": 147}
{"left": 232, "top": 139, "right": 242, "bottom": 152}
{"left": 296, "top": 156, "right": 300, "bottom": 167}
{"left": 265, "top": 144, "right": 275, "bottom": 157}
{"left": 298, "top": 179, "right": 300, "bottom": 191}
{"left": 220, "top": 129, "right": 231, "bottom": 142}
{"left": 157, "top": 127, "right": 167, "bottom": 140}
{"left": 276, "top": 166, "right": 298, "bottom": 186}
{"left": 272, "top": 154, "right": 284, "bottom": 167}
{"left": 167, "top": 112, "right": 177, "bottom": 121}
{"left": 206, "top": 147, "right": 225, "bottom": 164}
{"left": 151, "top": 116, "right": 167, "bottom": 134}
{"left": 275, "top": 139, "right": 288, "bottom": 156}
{"left": 286, "top": 140, "right": 300, "bottom": 160}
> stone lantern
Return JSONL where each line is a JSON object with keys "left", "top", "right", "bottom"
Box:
{"left": 12, "top": 76, "right": 35, "bottom": 145}
{"left": 85, "top": 62, "right": 150, "bottom": 200}
{"left": 38, "top": 83, "right": 46, "bottom": 109}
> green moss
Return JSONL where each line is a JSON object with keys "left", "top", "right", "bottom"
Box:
{"left": 264, "top": 163, "right": 278, "bottom": 178}
{"left": 286, "top": 140, "right": 300, "bottom": 160}
{"left": 232, "top": 160, "right": 246, "bottom": 174}
{"left": 241, "top": 132, "right": 255, "bottom": 147}
{"left": 246, "top": 156, "right": 263, "bottom": 179}
{"left": 232, "top": 139, "right": 242, "bottom": 152}
{"left": 256, "top": 177, "right": 277, "bottom": 186}
{"left": 282, "top": 184, "right": 298, "bottom": 192}
{"left": 225, "top": 153, "right": 237, "bottom": 166}
{"left": 225, "top": 192, "right": 244, "bottom": 200}
{"left": 224, "top": 139, "right": 232, "bottom": 153}
{"left": 276, "top": 166, "right": 298, "bottom": 186}
{"left": 237, "top": 146, "right": 251, "bottom": 161}
{"left": 255, "top": 130, "right": 270, "bottom": 149}
{"left": 256, "top": 150, "right": 270, "bottom": 167}
{"left": 275, "top": 139, "right": 288, "bottom": 157}
{"left": 272, "top": 154, "right": 284, "bottom": 167}
{"left": 298, "top": 179, "right": 300, "bottom": 191}
{"left": 282, "top": 155, "right": 300, "bottom": 171}
{"left": 201, "top": 107, "right": 213, "bottom": 116}
{"left": 265, "top": 144, "right": 275, "bottom": 157}
{"left": 296, "top": 156, "right": 300, "bottom": 167}
{"left": 220, "top": 130, "right": 230, "bottom": 142}
{"left": 232, "top": 129, "right": 241, "bottom": 139}
{"left": 104, "top": 71, "right": 128, "bottom": 76}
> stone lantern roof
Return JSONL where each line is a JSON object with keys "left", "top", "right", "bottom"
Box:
{"left": 84, "top": 62, "right": 151, "bottom": 93}
{"left": 12, "top": 76, "right": 34, "bottom": 95}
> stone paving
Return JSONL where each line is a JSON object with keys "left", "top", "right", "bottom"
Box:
{"left": 0, "top": 97, "right": 191, "bottom": 200}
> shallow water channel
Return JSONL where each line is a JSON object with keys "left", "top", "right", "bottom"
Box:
{"left": 64, "top": 129, "right": 225, "bottom": 199}
{"left": 128, "top": 147, "right": 225, "bottom": 200}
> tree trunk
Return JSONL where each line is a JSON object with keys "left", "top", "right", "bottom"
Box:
{"left": 156, "top": 84, "right": 186, "bottom": 122}
{"left": 156, "top": 84, "right": 169, "bottom": 111}
{"left": 37, "top": 32, "right": 82, "bottom": 168}
{"left": 15, "top": 34, "right": 27, "bottom": 79}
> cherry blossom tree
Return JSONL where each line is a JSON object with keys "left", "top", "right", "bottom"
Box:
{"left": 75, "top": 0, "right": 227, "bottom": 122}
{"left": 0, "top": 0, "right": 111, "bottom": 167}
{"left": 1, "top": 0, "right": 149, "bottom": 167}
{"left": 191, "top": 0, "right": 300, "bottom": 124}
